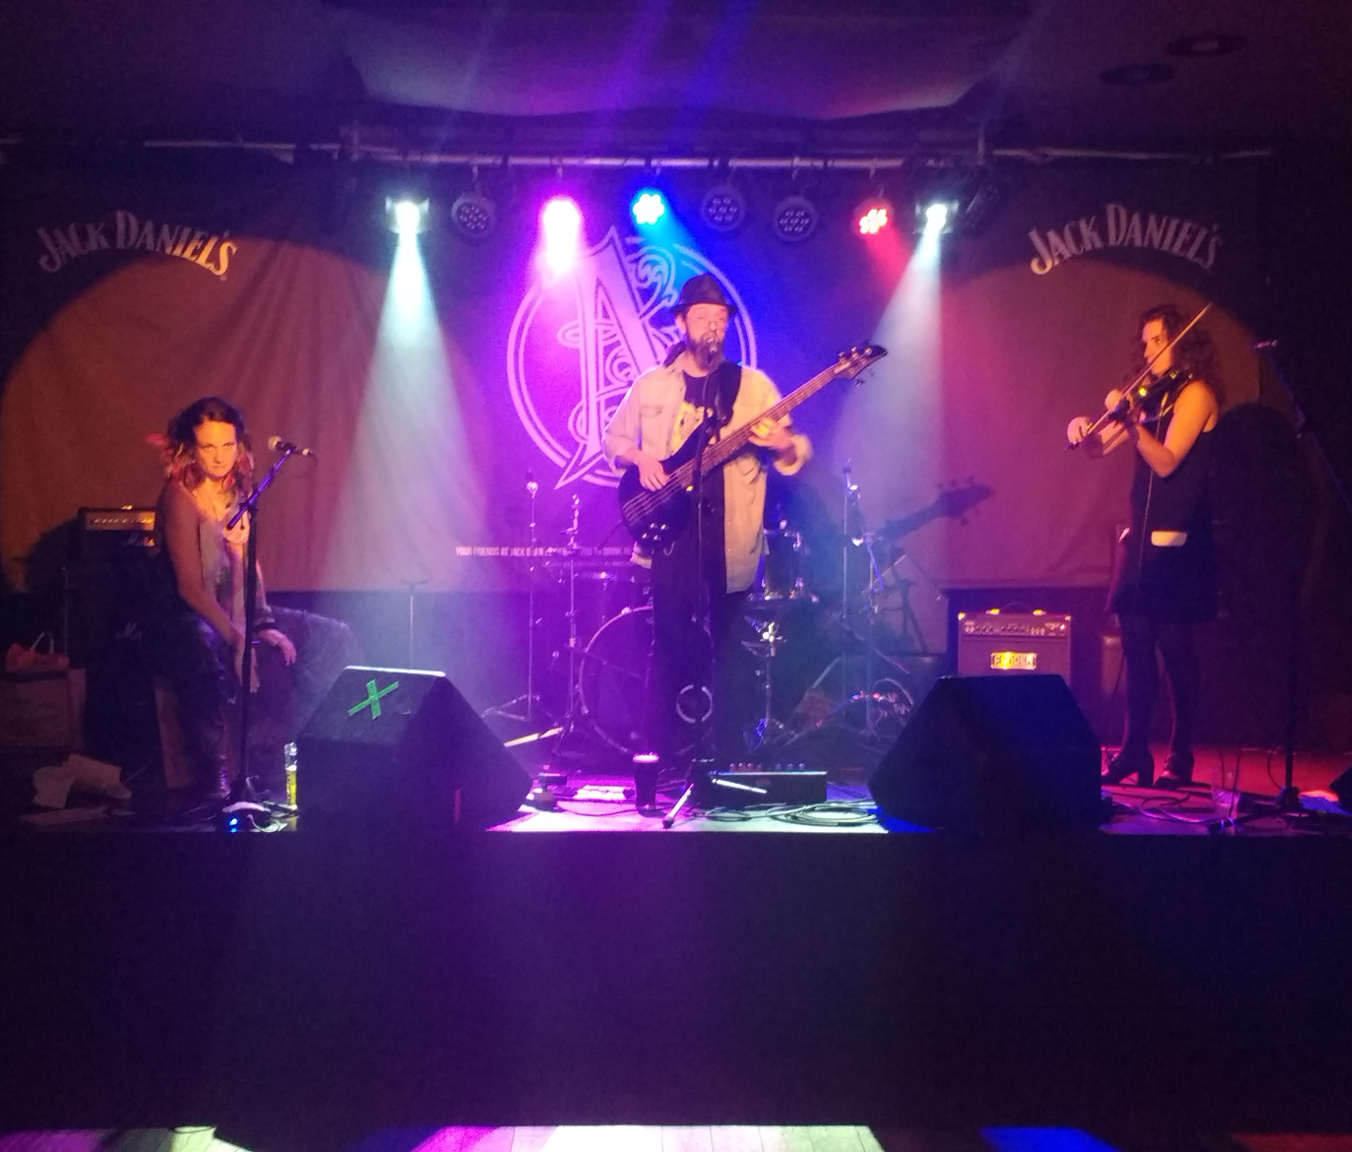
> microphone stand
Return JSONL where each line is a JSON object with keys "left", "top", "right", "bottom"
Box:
{"left": 220, "top": 446, "right": 300, "bottom": 827}
{"left": 664, "top": 378, "right": 721, "bottom": 828}
{"left": 1208, "top": 341, "right": 1347, "bottom": 830}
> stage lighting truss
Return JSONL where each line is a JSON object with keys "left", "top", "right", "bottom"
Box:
{"left": 449, "top": 188, "right": 497, "bottom": 240}
{"left": 771, "top": 193, "right": 818, "bottom": 243}
{"left": 700, "top": 181, "right": 747, "bottom": 233}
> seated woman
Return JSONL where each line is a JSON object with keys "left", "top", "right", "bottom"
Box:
{"left": 151, "top": 396, "right": 360, "bottom": 800}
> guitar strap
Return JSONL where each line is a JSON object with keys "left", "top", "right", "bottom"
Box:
{"left": 710, "top": 360, "right": 742, "bottom": 429}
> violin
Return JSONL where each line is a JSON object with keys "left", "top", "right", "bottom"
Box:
{"left": 1067, "top": 301, "right": 1212, "bottom": 450}
{"left": 1109, "top": 365, "right": 1194, "bottom": 424}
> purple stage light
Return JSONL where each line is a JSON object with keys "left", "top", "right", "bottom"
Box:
{"left": 540, "top": 196, "right": 583, "bottom": 275}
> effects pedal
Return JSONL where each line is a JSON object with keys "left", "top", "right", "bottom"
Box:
{"left": 695, "top": 763, "right": 827, "bottom": 809}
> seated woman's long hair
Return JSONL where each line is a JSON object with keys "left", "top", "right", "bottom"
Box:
{"left": 150, "top": 396, "right": 256, "bottom": 496}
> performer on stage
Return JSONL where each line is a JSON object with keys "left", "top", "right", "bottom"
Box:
{"left": 1067, "top": 305, "right": 1222, "bottom": 788}
{"left": 151, "top": 396, "right": 359, "bottom": 800}
{"left": 603, "top": 275, "right": 811, "bottom": 800}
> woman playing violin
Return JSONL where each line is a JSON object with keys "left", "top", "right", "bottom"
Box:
{"left": 1067, "top": 304, "right": 1222, "bottom": 789}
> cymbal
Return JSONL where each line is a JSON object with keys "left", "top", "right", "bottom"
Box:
{"left": 743, "top": 591, "right": 817, "bottom": 614}
{"left": 546, "top": 564, "right": 646, "bottom": 583}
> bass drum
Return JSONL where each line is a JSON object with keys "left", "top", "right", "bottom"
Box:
{"left": 580, "top": 605, "right": 655, "bottom": 754}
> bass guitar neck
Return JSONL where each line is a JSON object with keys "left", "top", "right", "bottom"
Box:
{"left": 617, "top": 344, "right": 886, "bottom": 548}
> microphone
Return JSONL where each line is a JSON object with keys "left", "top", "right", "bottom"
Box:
{"left": 268, "top": 436, "right": 318, "bottom": 460}
{"left": 1252, "top": 339, "right": 1279, "bottom": 351}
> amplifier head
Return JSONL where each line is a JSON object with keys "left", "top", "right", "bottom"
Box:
{"left": 77, "top": 507, "right": 157, "bottom": 560}
{"left": 956, "top": 610, "right": 1072, "bottom": 682}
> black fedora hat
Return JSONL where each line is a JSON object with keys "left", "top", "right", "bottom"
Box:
{"left": 674, "top": 273, "right": 737, "bottom": 318}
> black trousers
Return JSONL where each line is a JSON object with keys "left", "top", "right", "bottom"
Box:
{"left": 646, "top": 492, "right": 752, "bottom": 765}
{"left": 1117, "top": 611, "right": 1200, "bottom": 759}
{"left": 153, "top": 604, "right": 361, "bottom": 793}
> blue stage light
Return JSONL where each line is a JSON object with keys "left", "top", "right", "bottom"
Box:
{"left": 631, "top": 190, "right": 666, "bottom": 226}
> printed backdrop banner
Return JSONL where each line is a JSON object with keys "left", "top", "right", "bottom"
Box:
{"left": 0, "top": 155, "right": 1267, "bottom": 597}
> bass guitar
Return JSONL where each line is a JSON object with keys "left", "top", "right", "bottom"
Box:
{"left": 617, "top": 344, "right": 886, "bottom": 548}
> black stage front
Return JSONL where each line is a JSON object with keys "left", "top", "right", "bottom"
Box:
{"left": 3, "top": 826, "right": 1352, "bottom": 1146}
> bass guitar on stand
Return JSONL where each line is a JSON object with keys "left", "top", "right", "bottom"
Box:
{"left": 617, "top": 344, "right": 887, "bottom": 548}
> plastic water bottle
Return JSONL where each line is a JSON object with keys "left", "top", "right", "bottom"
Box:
{"left": 284, "top": 742, "right": 298, "bottom": 809}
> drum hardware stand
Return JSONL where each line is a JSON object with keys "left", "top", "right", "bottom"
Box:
{"left": 401, "top": 578, "right": 429, "bottom": 668}
{"left": 786, "top": 465, "right": 911, "bottom": 748}
{"left": 514, "top": 490, "right": 591, "bottom": 810}
{"left": 484, "top": 474, "right": 553, "bottom": 734}
{"left": 743, "top": 613, "right": 790, "bottom": 752}
{"left": 540, "top": 493, "right": 592, "bottom": 773}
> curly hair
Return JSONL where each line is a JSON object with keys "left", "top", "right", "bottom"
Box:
{"left": 1130, "top": 303, "right": 1225, "bottom": 406}
{"left": 150, "top": 396, "right": 255, "bottom": 494}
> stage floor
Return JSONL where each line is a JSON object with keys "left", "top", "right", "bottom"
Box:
{"left": 5, "top": 745, "right": 1352, "bottom": 1138}
{"left": 502, "top": 742, "right": 1349, "bottom": 837}
{"left": 5, "top": 1127, "right": 1352, "bottom": 1152}
{"left": 3, "top": 743, "right": 1349, "bottom": 836}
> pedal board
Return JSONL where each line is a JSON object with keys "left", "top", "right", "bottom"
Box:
{"left": 696, "top": 764, "right": 827, "bottom": 809}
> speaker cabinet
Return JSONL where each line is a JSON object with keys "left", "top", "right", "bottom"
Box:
{"left": 67, "top": 559, "right": 165, "bottom": 775}
{"left": 297, "top": 666, "right": 531, "bottom": 830}
{"left": 1331, "top": 765, "right": 1352, "bottom": 813}
{"left": 869, "top": 675, "right": 1104, "bottom": 833}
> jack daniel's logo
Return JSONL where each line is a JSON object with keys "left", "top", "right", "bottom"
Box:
{"left": 37, "top": 210, "right": 237, "bottom": 278}
{"left": 1028, "top": 202, "right": 1222, "bottom": 275}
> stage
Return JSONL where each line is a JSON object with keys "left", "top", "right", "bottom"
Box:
{"left": 3, "top": 747, "right": 1352, "bottom": 1149}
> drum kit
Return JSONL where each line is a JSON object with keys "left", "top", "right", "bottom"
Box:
{"left": 479, "top": 469, "right": 961, "bottom": 763}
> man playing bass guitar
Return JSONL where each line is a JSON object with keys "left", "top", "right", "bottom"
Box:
{"left": 603, "top": 274, "right": 811, "bottom": 800}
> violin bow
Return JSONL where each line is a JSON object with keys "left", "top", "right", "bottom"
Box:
{"left": 1072, "top": 301, "right": 1214, "bottom": 447}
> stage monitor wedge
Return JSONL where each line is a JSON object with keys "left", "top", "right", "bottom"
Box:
{"left": 297, "top": 666, "right": 531, "bottom": 830}
{"left": 1330, "top": 765, "right": 1352, "bottom": 813}
{"left": 869, "top": 674, "right": 1104, "bottom": 834}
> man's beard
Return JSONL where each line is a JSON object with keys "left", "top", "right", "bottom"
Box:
{"left": 688, "top": 331, "right": 725, "bottom": 372}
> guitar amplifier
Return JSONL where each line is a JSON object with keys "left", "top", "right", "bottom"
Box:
{"left": 77, "top": 507, "right": 157, "bottom": 560}
{"left": 956, "top": 610, "right": 1072, "bottom": 684}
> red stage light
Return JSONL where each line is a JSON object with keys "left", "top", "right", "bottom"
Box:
{"left": 855, "top": 197, "right": 893, "bottom": 237}
{"left": 858, "top": 206, "right": 889, "bottom": 235}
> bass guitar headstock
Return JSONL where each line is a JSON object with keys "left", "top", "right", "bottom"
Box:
{"left": 835, "top": 343, "right": 887, "bottom": 379}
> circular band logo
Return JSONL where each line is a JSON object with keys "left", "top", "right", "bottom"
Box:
{"left": 507, "top": 227, "right": 756, "bottom": 488}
